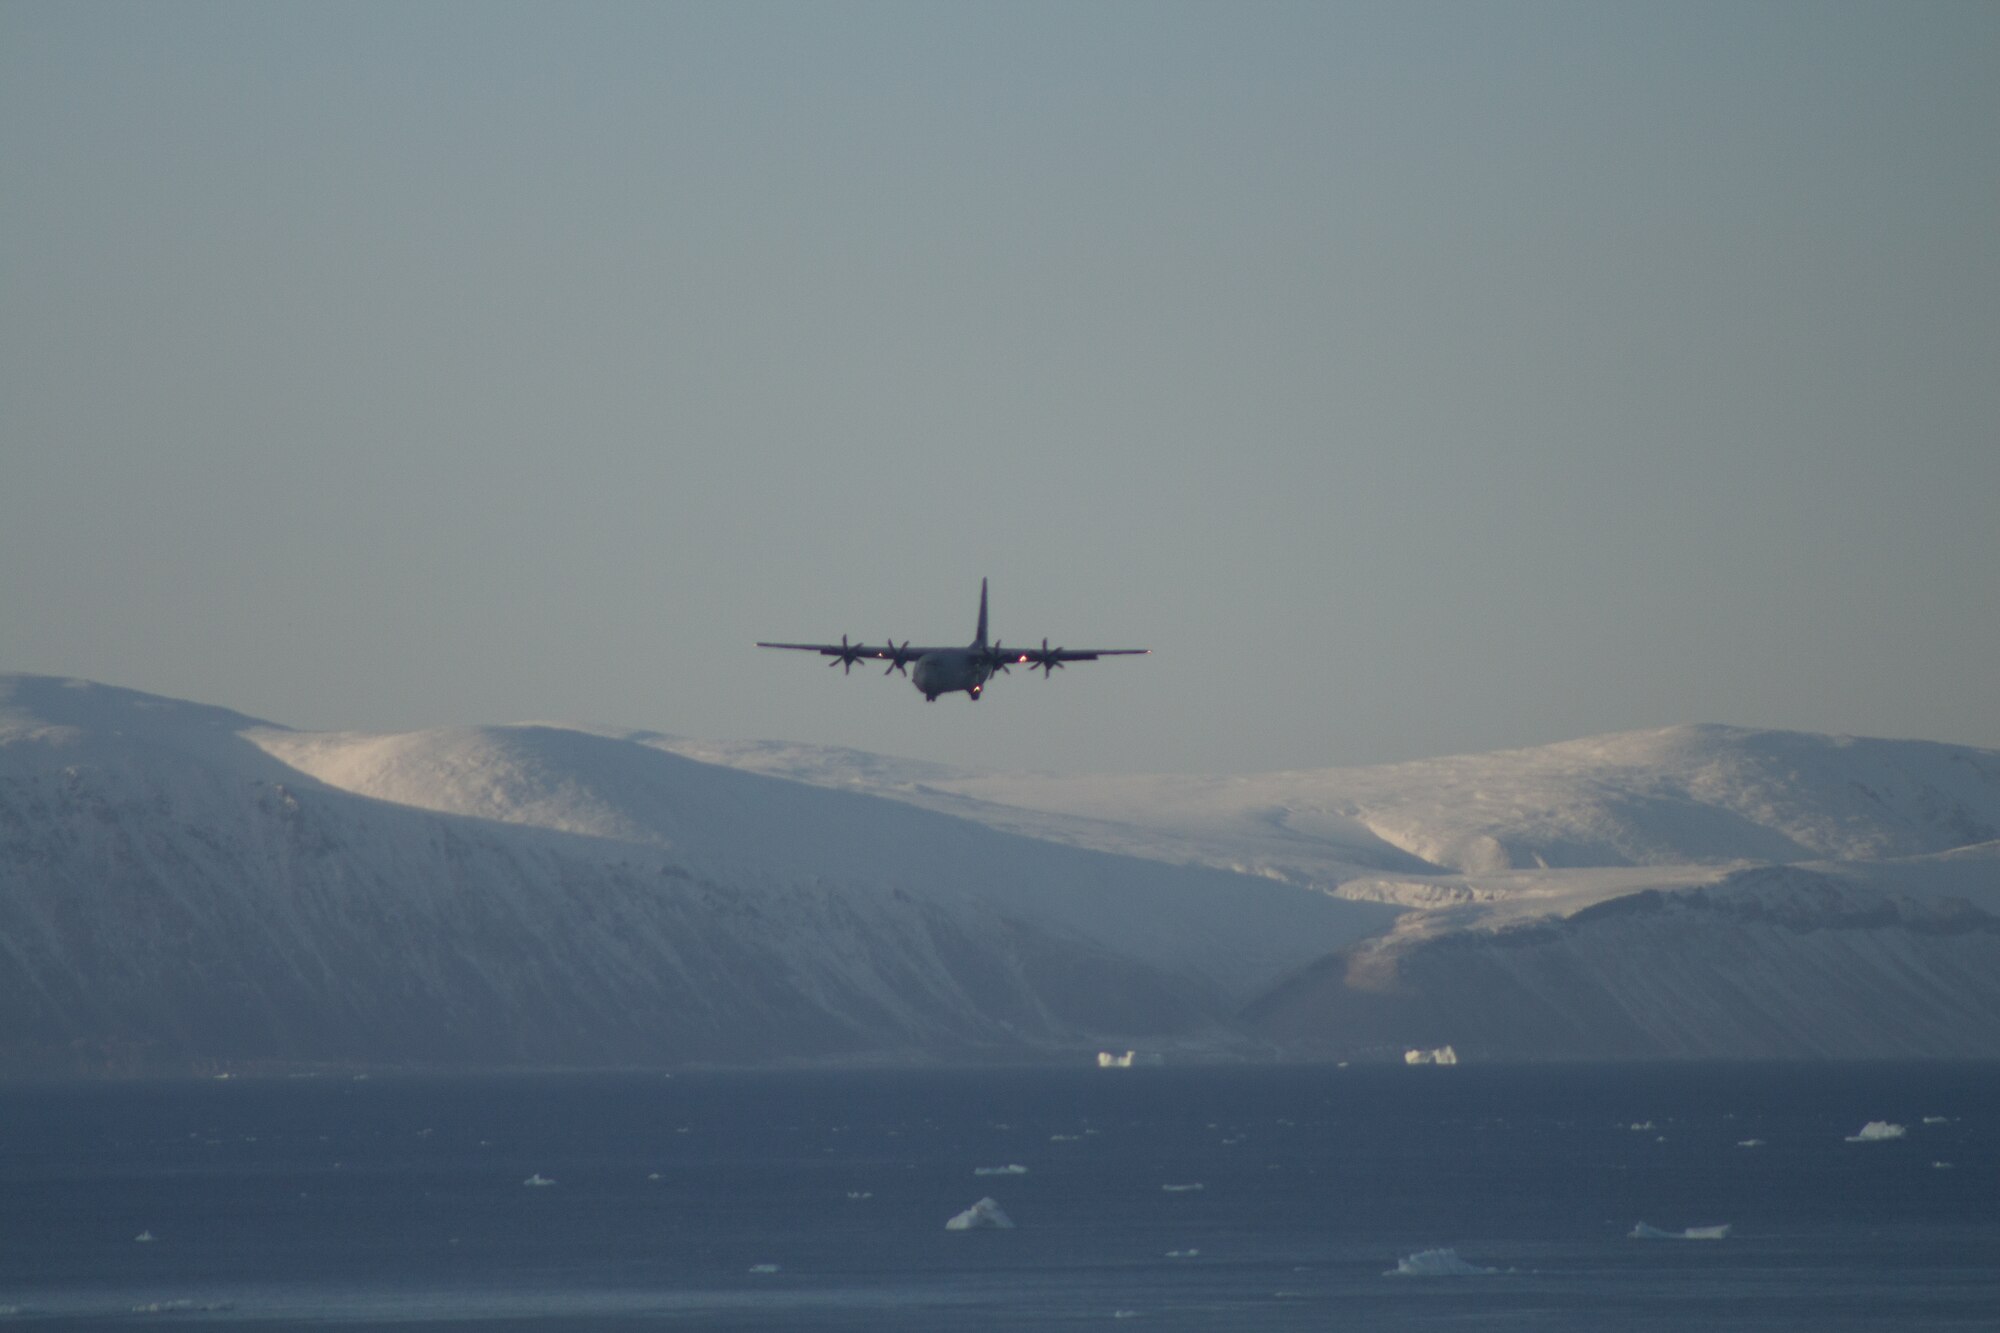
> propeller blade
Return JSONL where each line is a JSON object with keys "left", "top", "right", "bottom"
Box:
{"left": 883, "top": 638, "right": 912, "bottom": 676}
{"left": 827, "top": 634, "right": 865, "bottom": 674}
{"left": 1036, "top": 637, "right": 1066, "bottom": 677}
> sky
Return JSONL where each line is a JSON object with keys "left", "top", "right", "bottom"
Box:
{"left": 3, "top": 1, "right": 1996, "bottom": 775}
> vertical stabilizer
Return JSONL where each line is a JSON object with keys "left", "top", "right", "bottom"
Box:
{"left": 973, "top": 578, "right": 989, "bottom": 649}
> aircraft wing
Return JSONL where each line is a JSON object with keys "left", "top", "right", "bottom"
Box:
{"left": 756, "top": 642, "right": 960, "bottom": 657}
{"left": 1034, "top": 649, "right": 1148, "bottom": 661}
{"left": 756, "top": 640, "right": 960, "bottom": 671}
{"left": 1001, "top": 644, "right": 1149, "bottom": 675}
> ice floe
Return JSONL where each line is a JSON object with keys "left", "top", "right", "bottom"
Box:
{"left": 1404, "top": 1045, "right": 1458, "bottom": 1065}
{"left": 1845, "top": 1121, "right": 1906, "bottom": 1142}
{"left": 1384, "top": 1248, "right": 1498, "bottom": 1276}
{"left": 1097, "top": 1050, "right": 1162, "bottom": 1068}
{"left": 522, "top": 1173, "right": 557, "bottom": 1186}
{"left": 975, "top": 1164, "right": 1028, "bottom": 1176}
{"left": 1630, "top": 1222, "right": 1731, "bottom": 1240}
{"left": 945, "top": 1196, "right": 1014, "bottom": 1230}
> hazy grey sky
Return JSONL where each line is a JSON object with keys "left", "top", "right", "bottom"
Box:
{"left": 4, "top": 1, "right": 1995, "bottom": 773}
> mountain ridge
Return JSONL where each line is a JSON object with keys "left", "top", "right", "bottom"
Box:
{"left": 5, "top": 674, "right": 1996, "bottom": 1071}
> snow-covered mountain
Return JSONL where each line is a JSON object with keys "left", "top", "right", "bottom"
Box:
{"left": 0, "top": 676, "right": 1392, "bottom": 1075}
{"left": 656, "top": 724, "right": 2000, "bottom": 885}
{"left": 5, "top": 675, "right": 1997, "bottom": 1072}
{"left": 656, "top": 725, "right": 2000, "bottom": 1059}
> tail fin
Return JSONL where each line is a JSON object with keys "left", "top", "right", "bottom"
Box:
{"left": 973, "top": 578, "right": 988, "bottom": 649}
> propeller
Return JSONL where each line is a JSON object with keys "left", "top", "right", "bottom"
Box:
{"left": 1031, "top": 637, "right": 1065, "bottom": 678}
{"left": 986, "top": 640, "right": 1014, "bottom": 675}
{"left": 827, "top": 634, "right": 867, "bottom": 675}
{"left": 882, "top": 639, "right": 913, "bottom": 676}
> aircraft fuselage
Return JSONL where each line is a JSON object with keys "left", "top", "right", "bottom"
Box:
{"left": 911, "top": 648, "right": 993, "bottom": 701}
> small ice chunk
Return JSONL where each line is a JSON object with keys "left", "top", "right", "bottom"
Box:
{"left": 1923, "top": 1116, "right": 1951, "bottom": 1125}
{"left": 846, "top": 1190, "right": 872, "bottom": 1199}
{"left": 1628, "top": 1121, "right": 1656, "bottom": 1131}
{"left": 134, "top": 1230, "right": 157, "bottom": 1243}
{"left": 975, "top": 1164, "right": 1028, "bottom": 1176}
{"left": 945, "top": 1196, "right": 1014, "bottom": 1230}
{"left": 1161, "top": 1183, "right": 1204, "bottom": 1193}
{"left": 747, "top": 1263, "right": 780, "bottom": 1274}
{"left": 1403, "top": 1045, "right": 1458, "bottom": 1065}
{"left": 1384, "top": 1248, "right": 1497, "bottom": 1276}
{"left": 1736, "top": 1139, "right": 1765, "bottom": 1148}
{"left": 1630, "top": 1222, "right": 1730, "bottom": 1240}
{"left": 1164, "top": 1248, "right": 1200, "bottom": 1258}
{"left": 522, "top": 1173, "right": 557, "bottom": 1187}
{"left": 1845, "top": 1121, "right": 1906, "bottom": 1143}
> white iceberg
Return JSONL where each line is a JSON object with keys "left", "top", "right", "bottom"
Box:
{"left": 945, "top": 1196, "right": 1014, "bottom": 1231}
{"left": 134, "top": 1230, "right": 157, "bottom": 1243}
{"left": 1845, "top": 1121, "right": 1906, "bottom": 1143}
{"left": 1384, "top": 1248, "right": 1497, "bottom": 1277}
{"left": 974, "top": 1164, "right": 1028, "bottom": 1176}
{"left": 1098, "top": 1050, "right": 1163, "bottom": 1068}
{"left": 522, "top": 1173, "right": 557, "bottom": 1187}
{"left": 1630, "top": 1222, "right": 1730, "bottom": 1240}
{"left": 1403, "top": 1045, "right": 1458, "bottom": 1065}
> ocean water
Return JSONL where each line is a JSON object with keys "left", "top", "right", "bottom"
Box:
{"left": 2, "top": 1062, "right": 1994, "bottom": 1329}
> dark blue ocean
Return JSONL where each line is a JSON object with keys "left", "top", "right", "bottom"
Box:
{"left": 3, "top": 1063, "right": 1994, "bottom": 1329}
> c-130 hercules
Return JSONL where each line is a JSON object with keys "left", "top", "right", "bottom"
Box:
{"left": 758, "top": 579, "right": 1147, "bottom": 702}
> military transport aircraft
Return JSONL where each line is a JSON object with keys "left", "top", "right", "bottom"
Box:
{"left": 758, "top": 579, "right": 1147, "bottom": 702}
